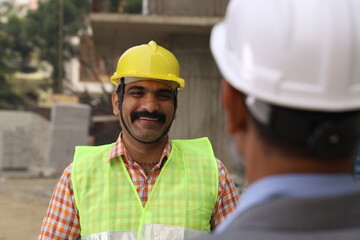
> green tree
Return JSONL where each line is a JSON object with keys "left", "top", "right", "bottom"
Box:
{"left": 5, "top": 16, "right": 34, "bottom": 72}
{"left": 0, "top": 0, "right": 90, "bottom": 102}
{"left": 127, "top": 0, "right": 142, "bottom": 13}
{"left": 0, "top": 0, "right": 24, "bottom": 109}
{"left": 25, "top": 0, "right": 90, "bottom": 93}
{"left": 0, "top": 31, "right": 23, "bottom": 109}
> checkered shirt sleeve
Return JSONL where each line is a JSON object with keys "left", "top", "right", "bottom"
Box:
{"left": 38, "top": 164, "right": 80, "bottom": 240}
{"left": 213, "top": 159, "right": 240, "bottom": 228}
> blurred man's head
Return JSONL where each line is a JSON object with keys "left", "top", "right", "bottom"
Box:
{"left": 211, "top": 0, "right": 360, "bottom": 183}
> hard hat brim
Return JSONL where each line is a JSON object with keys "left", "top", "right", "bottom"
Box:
{"left": 110, "top": 74, "right": 185, "bottom": 90}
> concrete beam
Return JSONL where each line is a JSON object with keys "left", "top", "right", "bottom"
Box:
{"left": 89, "top": 13, "right": 223, "bottom": 58}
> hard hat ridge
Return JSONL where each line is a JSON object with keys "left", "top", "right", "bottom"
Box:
{"left": 148, "top": 40, "right": 158, "bottom": 52}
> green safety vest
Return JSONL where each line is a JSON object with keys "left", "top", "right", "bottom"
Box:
{"left": 72, "top": 137, "right": 219, "bottom": 240}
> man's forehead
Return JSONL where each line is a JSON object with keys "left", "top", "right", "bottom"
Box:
{"left": 125, "top": 79, "right": 175, "bottom": 91}
{"left": 123, "top": 77, "right": 178, "bottom": 90}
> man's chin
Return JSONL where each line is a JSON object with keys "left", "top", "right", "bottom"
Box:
{"left": 132, "top": 132, "right": 167, "bottom": 143}
{"left": 137, "top": 137, "right": 164, "bottom": 144}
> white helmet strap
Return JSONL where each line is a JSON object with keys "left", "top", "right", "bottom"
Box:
{"left": 245, "top": 95, "right": 271, "bottom": 125}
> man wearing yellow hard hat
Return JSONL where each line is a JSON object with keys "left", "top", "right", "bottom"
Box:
{"left": 39, "top": 41, "right": 239, "bottom": 240}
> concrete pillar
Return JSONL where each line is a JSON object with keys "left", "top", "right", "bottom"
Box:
{"left": 44, "top": 103, "right": 91, "bottom": 176}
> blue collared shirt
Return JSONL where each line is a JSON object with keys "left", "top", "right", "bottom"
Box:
{"left": 216, "top": 173, "right": 360, "bottom": 233}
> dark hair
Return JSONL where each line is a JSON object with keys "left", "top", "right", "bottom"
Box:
{"left": 248, "top": 104, "right": 360, "bottom": 161}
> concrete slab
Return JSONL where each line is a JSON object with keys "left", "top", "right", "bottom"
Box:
{"left": 44, "top": 103, "right": 91, "bottom": 176}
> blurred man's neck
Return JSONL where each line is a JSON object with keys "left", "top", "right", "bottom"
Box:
{"left": 243, "top": 130, "right": 354, "bottom": 185}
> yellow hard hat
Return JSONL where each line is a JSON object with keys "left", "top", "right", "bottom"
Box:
{"left": 110, "top": 41, "right": 185, "bottom": 90}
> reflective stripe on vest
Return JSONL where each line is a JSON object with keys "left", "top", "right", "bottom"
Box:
{"left": 72, "top": 137, "right": 218, "bottom": 240}
{"left": 81, "top": 224, "right": 208, "bottom": 240}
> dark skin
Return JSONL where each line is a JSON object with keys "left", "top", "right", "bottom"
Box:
{"left": 221, "top": 80, "right": 354, "bottom": 185}
{"left": 112, "top": 80, "right": 177, "bottom": 175}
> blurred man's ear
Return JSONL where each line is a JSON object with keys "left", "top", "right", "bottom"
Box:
{"left": 221, "top": 80, "right": 248, "bottom": 135}
{"left": 112, "top": 92, "right": 120, "bottom": 116}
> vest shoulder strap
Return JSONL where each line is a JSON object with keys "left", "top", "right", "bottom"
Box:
{"left": 74, "top": 143, "right": 115, "bottom": 165}
{"left": 172, "top": 137, "right": 215, "bottom": 159}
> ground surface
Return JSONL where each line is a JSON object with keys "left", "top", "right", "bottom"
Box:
{"left": 0, "top": 176, "right": 58, "bottom": 240}
{"left": 0, "top": 172, "right": 244, "bottom": 240}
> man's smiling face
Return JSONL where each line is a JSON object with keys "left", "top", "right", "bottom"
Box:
{"left": 113, "top": 80, "right": 176, "bottom": 143}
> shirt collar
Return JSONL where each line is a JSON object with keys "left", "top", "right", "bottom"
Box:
{"left": 239, "top": 174, "right": 360, "bottom": 213}
{"left": 108, "top": 132, "right": 172, "bottom": 163}
{"left": 216, "top": 173, "right": 360, "bottom": 233}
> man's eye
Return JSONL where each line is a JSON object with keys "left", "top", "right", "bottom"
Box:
{"left": 130, "top": 91, "right": 144, "bottom": 97}
{"left": 158, "top": 93, "right": 172, "bottom": 100}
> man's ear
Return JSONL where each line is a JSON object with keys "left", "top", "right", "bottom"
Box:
{"left": 112, "top": 92, "right": 120, "bottom": 116}
{"left": 221, "top": 80, "right": 248, "bottom": 135}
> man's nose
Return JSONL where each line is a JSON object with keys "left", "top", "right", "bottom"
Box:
{"left": 140, "top": 94, "right": 160, "bottom": 112}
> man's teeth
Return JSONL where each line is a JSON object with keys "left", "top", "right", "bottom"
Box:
{"left": 139, "top": 117, "right": 158, "bottom": 121}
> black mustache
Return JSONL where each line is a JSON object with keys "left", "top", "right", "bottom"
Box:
{"left": 130, "top": 111, "right": 166, "bottom": 123}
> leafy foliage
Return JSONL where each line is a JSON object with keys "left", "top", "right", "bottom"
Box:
{"left": 127, "top": 0, "right": 142, "bottom": 13}
{"left": 0, "top": 0, "right": 90, "bottom": 108}
{"left": 25, "top": 0, "right": 90, "bottom": 92}
{"left": 103, "top": 0, "right": 142, "bottom": 13}
{"left": 0, "top": 1, "right": 23, "bottom": 109}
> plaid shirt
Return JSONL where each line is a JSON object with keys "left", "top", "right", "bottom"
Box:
{"left": 39, "top": 135, "right": 240, "bottom": 240}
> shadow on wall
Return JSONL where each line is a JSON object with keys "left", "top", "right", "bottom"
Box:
{"left": 355, "top": 143, "right": 360, "bottom": 183}
{"left": 89, "top": 115, "right": 121, "bottom": 146}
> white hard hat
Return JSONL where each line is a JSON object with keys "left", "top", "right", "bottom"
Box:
{"left": 211, "top": 0, "right": 360, "bottom": 112}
